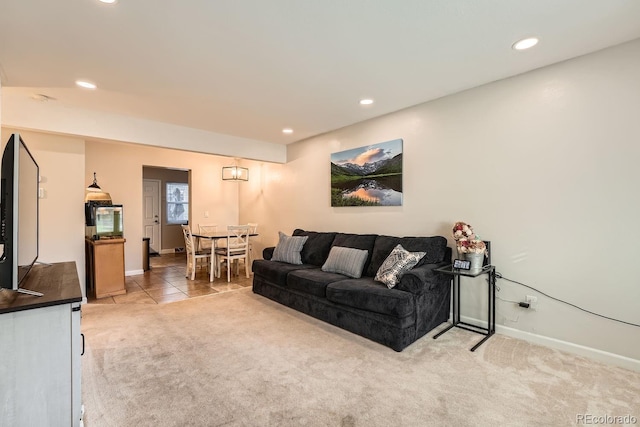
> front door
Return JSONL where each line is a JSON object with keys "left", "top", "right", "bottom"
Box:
{"left": 143, "top": 179, "right": 161, "bottom": 253}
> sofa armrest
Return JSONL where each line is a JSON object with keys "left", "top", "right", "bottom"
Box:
{"left": 396, "top": 262, "right": 451, "bottom": 295}
{"left": 263, "top": 246, "right": 275, "bottom": 260}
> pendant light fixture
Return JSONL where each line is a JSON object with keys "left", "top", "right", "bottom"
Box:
{"left": 85, "top": 172, "right": 112, "bottom": 203}
{"left": 87, "top": 172, "right": 102, "bottom": 191}
{"left": 222, "top": 165, "right": 249, "bottom": 181}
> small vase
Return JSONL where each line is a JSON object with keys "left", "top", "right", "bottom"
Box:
{"left": 466, "top": 252, "right": 484, "bottom": 272}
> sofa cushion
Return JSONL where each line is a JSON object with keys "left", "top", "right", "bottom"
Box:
{"left": 326, "top": 278, "right": 415, "bottom": 318}
{"left": 292, "top": 229, "right": 337, "bottom": 266}
{"left": 252, "top": 259, "right": 315, "bottom": 287}
{"left": 366, "top": 235, "right": 448, "bottom": 277}
{"left": 272, "top": 232, "right": 309, "bottom": 264}
{"left": 321, "top": 246, "right": 369, "bottom": 279}
{"left": 262, "top": 246, "right": 275, "bottom": 260}
{"left": 331, "top": 233, "right": 378, "bottom": 276}
{"left": 375, "top": 244, "right": 426, "bottom": 288}
{"left": 396, "top": 263, "right": 445, "bottom": 294}
{"left": 287, "top": 268, "right": 347, "bottom": 298}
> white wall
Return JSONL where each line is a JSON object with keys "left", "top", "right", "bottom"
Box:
{"left": 238, "top": 161, "right": 285, "bottom": 263}
{"left": 240, "top": 39, "right": 640, "bottom": 363}
{"left": 0, "top": 129, "right": 86, "bottom": 297}
{"left": 1, "top": 92, "right": 286, "bottom": 164}
{"left": 85, "top": 140, "right": 242, "bottom": 274}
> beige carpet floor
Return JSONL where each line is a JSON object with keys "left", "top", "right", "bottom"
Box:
{"left": 81, "top": 288, "right": 639, "bottom": 427}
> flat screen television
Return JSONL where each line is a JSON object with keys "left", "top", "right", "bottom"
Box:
{"left": 0, "top": 133, "right": 42, "bottom": 296}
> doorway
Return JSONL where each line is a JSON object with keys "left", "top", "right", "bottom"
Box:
{"left": 142, "top": 179, "right": 161, "bottom": 254}
{"left": 142, "top": 166, "right": 190, "bottom": 254}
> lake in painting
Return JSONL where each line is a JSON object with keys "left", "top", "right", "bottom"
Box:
{"left": 330, "top": 139, "right": 403, "bottom": 207}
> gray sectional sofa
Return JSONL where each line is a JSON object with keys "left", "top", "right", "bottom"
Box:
{"left": 252, "top": 229, "right": 452, "bottom": 351}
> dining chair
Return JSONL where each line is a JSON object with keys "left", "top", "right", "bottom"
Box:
{"left": 182, "top": 224, "right": 211, "bottom": 280}
{"left": 198, "top": 224, "right": 218, "bottom": 251}
{"left": 247, "top": 222, "right": 258, "bottom": 265}
{"left": 214, "top": 225, "right": 251, "bottom": 282}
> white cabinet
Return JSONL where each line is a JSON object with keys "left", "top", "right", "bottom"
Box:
{"left": 71, "top": 302, "right": 83, "bottom": 425}
{"left": 0, "top": 262, "right": 83, "bottom": 427}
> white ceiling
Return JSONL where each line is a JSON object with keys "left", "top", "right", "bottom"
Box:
{"left": 1, "top": 0, "right": 640, "bottom": 146}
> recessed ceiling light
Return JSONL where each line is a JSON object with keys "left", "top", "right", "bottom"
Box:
{"left": 99, "top": 0, "right": 117, "bottom": 4}
{"left": 359, "top": 99, "right": 374, "bottom": 105}
{"left": 512, "top": 37, "right": 539, "bottom": 51}
{"left": 282, "top": 128, "right": 293, "bottom": 134}
{"left": 76, "top": 80, "right": 97, "bottom": 89}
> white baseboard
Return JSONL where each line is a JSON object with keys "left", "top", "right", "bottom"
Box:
{"left": 125, "top": 269, "right": 144, "bottom": 276}
{"left": 457, "top": 314, "right": 640, "bottom": 372}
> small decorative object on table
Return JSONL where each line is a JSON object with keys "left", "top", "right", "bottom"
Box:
{"left": 453, "top": 259, "right": 471, "bottom": 270}
{"left": 452, "top": 221, "right": 488, "bottom": 272}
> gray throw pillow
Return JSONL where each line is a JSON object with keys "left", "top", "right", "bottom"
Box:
{"left": 375, "top": 244, "right": 426, "bottom": 288}
{"left": 271, "top": 232, "right": 308, "bottom": 265}
{"left": 321, "top": 246, "right": 369, "bottom": 278}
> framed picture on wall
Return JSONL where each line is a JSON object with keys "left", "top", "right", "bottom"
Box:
{"left": 330, "top": 138, "right": 403, "bottom": 207}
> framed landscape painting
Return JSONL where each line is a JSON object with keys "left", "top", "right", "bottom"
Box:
{"left": 330, "top": 138, "right": 403, "bottom": 207}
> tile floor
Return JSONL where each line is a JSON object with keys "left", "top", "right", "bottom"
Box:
{"left": 87, "top": 253, "right": 253, "bottom": 305}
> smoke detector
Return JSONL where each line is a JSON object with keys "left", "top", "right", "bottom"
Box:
{"left": 30, "top": 93, "right": 56, "bottom": 102}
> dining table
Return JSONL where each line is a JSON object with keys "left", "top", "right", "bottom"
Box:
{"left": 192, "top": 231, "right": 259, "bottom": 282}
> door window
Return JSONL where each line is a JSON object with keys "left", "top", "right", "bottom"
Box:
{"left": 166, "top": 182, "right": 189, "bottom": 224}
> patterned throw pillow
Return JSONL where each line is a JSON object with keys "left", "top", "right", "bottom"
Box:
{"left": 321, "top": 246, "right": 369, "bottom": 278}
{"left": 271, "top": 232, "right": 309, "bottom": 265}
{"left": 375, "top": 244, "right": 426, "bottom": 288}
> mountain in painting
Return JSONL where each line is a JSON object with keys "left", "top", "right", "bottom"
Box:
{"left": 331, "top": 153, "right": 402, "bottom": 178}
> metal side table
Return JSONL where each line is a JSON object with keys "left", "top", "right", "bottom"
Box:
{"left": 433, "top": 264, "right": 496, "bottom": 351}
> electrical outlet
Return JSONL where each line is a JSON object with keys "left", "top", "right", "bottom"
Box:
{"left": 525, "top": 295, "right": 538, "bottom": 310}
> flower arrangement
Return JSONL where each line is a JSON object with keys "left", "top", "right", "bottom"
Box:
{"left": 452, "top": 221, "right": 487, "bottom": 256}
